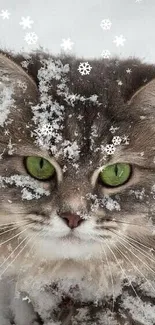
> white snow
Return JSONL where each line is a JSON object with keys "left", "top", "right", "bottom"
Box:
{"left": 0, "top": 84, "right": 14, "bottom": 127}
{"left": 0, "top": 174, "right": 50, "bottom": 199}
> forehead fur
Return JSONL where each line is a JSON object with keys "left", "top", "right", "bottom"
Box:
{"left": 1, "top": 51, "right": 155, "bottom": 168}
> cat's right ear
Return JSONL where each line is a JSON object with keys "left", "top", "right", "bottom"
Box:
{"left": 0, "top": 53, "right": 38, "bottom": 127}
{"left": 127, "top": 78, "right": 155, "bottom": 116}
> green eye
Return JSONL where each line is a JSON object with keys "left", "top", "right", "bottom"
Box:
{"left": 99, "top": 163, "right": 131, "bottom": 187}
{"left": 24, "top": 156, "right": 55, "bottom": 180}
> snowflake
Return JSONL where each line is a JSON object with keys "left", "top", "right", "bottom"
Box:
{"left": 89, "top": 95, "right": 99, "bottom": 103}
{"left": 109, "top": 126, "right": 120, "bottom": 134}
{"left": 101, "top": 49, "right": 111, "bottom": 59}
{"left": 129, "top": 188, "right": 145, "bottom": 200}
{"left": 112, "top": 136, "right": 122, "bottom": 146}
{"left": 60, "top": 38, "right": 74, "bottom": 51}
{"left": 126, "top": 68, "right": 132, "bottom": 74}
{"left": 19, "top": 16, "right": 34, "bottom": 29}
{"left": 22, "top": 296, "right": 31, "bottom": 303}
{"left": 4, "top": 129, "right": 9, "bottom": 136}
{"left": 117, "top": 80, "right": 123, "bottom": 86}
{"left": 122, "top": 135, "right": 130, "bottom": 145}
{"left": 7, "top": 138, "right": 16, "bottom": 155}
{"left": 21, "top": 60, "right": 30, "bottom": 69}
{"left": 78, "top": 62, "right": 92, "bottom": 75}
{"left": 61, "top": 140, "right": 80, "bottom": 160}
{"left": 100, "top": 19, "right": 112, "bottom": 30}
{"left": 0, "top": 9, "right": 10, "bottom": 19}
{"left": 17, "top": 80, "right": 27, "bottom": 92}
{"left": 102, "top": 195, "right": 121, "bottom": 211}
{"left": 104, "top": 144, "right": 116, "bottom": 155}
{"left": 77, "top": 114, "right": 84, "bottom": 120}
{"left": 24, "top": 32, "right": 38, "bottom": 45}
{"left": 113, "top": 35, "right": 126, "bottom": 47}
{"left": 39, "top": 123, "right": 54, "bottom": 138}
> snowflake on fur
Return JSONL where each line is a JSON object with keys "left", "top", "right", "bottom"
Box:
{"left": 109, "top": 126, "right": 120, "bottom": 134}
{"left": 78, "top": 62, "right": 92, "bottom": 75}
{"left": 38, "top": 123, "right": 54, "bottom": 138}
{"left": 101, "top": 50, "right": 111, "bottom": 59}
{"left": 100, "top": 19, "right": 112, "bottom": 30}
{"left": 112, "top": 136, "right": 122, "bottom": 146}
{"left": 17, "top": 80, "right": 27, "bottom": 93}
{"left": 104, "top": 144, "right": 116, "bottom": 155}
{"left": 102, "top": 195, "right": 121, "bottom": 211}
{"left": 122, "top": 135, "right": 130, "bottom": 145}
{"left": 24, "top": 32, "right": 38, "bottom": 45}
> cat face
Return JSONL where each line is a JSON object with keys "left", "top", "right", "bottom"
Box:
{"left": 0, "top": 53, "right": 155, "bottom": 266}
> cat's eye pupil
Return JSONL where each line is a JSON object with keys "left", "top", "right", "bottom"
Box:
{"left": 114, "top": 164, "right": 118, "bottom": 176}
{"left": 40, "top": 158, "right": 44, "bottom": 169}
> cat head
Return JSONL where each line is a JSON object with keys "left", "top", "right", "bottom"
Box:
{"left": 0, "top": 52, "right": 155, "bottom": 265}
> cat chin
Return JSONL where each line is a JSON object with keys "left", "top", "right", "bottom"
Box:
{"left": 34, "top": 236, "right": 105, "bottom": 261}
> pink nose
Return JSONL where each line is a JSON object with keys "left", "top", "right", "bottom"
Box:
{"left": 59, "top": 212, "right": 84, "bottom": 229}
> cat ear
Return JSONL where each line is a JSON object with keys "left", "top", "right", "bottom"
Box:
{"left": 0, "top": 53, "right": 38, "bottom": 92}
{"left": 128, "top": 79, "right": 155, "bottom": 115}
{"left": 0, "top": 53, "right": 38, "bottom": 127}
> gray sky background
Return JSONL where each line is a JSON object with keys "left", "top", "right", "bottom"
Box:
{"left": 0, "top": 0, "right": 154, "bottom": 63}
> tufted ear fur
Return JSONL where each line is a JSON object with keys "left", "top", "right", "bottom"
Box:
{"left": 0, "top": 53, "right": 38, "bottom": 128}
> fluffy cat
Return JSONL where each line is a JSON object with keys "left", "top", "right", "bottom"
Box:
{"left": 0, "top": 50, "right": 155, "bottom": 325}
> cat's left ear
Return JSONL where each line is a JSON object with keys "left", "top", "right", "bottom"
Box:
{"left": 0, "top": 53, "right": 38, "bottom": 127}
{"left": 128, "top": 78, "right": 155, "bottom": 115}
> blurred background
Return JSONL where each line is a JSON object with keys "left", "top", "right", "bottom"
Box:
{"left": 0, "top": 0, "right": 154, "bottom": 63}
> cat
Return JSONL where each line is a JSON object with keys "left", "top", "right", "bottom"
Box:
{"left": 0, "top": 49, "right": 155, "bottom": 325}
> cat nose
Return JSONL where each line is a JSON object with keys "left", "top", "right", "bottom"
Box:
{"left": 59, "top": 212, "right": 84, "bottom": 229}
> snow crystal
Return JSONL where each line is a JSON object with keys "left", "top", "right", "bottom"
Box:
{"left": 121, "top": 135, "right": 130, "bottom": 145}
{"left": 0, "top": 9, "right": 10, "bottom": 19}
{"left": 78, "top": 62, "right": 92, "bottom": 75}
{"left": 7, "top": 138, "right": 16, "bottom": 155}
{"left": 100, "top": 18, "right": 112, "bottom": 30}
{"left": 112, "top": 136, "right": 122, "bottom": 146}
{"left": 113, "top": 35, "right": 126, "bottom": 47}
{"left": 101, "top": 49, "right": 111, "bottom": 59}
{"left": 102, "top": 195, "right": 121, "bottom": 211}
{"left": 19, "top": 16, "right": 34, "bottom": 29}
{"left": 58, "top": 140, "right": 80, "bottom": 161}
{"left": 17, "top": 79, "right": 27, "bottom": 93}
{"left": 60, "top": 38, "right": 74, "bottom": 51}
{"left": 103, "top": 144, "right": 116, "bottom": 155}
{"left": 117, "top": 79, "right": 123, "bottom": 86}
{"left": 129, "top": 188, "right": 145, "bottom": 200}
{"left": 109, "top": 126, "right": 120, "bottom": 134}
{"left": 24, "top": 32, "right": 38, "bottom": 45}
{"left": 22, "top": 295, "right": 31, "bottom": 303}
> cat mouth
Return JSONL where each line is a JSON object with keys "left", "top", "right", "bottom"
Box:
{"left": 61, "top": 232, "right": 81, "bottom": 242}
